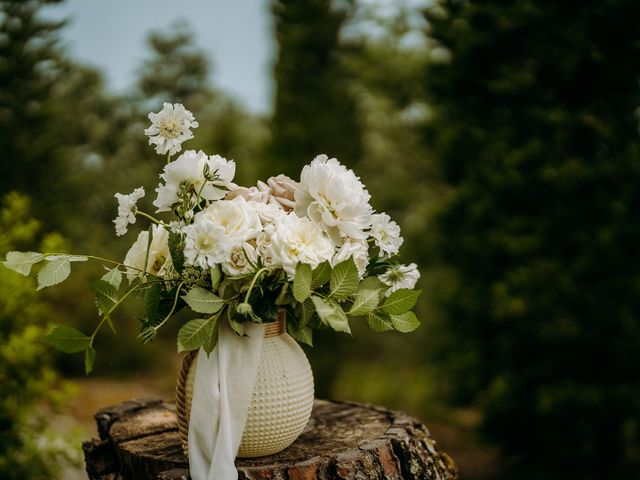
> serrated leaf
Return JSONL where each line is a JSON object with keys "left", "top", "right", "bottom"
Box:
{"left": 311, "top": 261, "right": 331, "bottom": 289}
{"left": 168, "top": 231, "right": 185, "bottom": 273}
{"left": 300, "top": 298, "right": 315, "bottom": 327}
{"left": 202, "top": 318, "right": 220, "bottom": 354}
{"left": 177, "top": 317, "right": 216, "bottom": 353}
{"left": 46, "top": 325, "right": 91, "bottom": 353}
{"left": 293, "top": 263, "right": 313, "bottom": 302}
{"left": 330, "top": 258, "right": 359, "bottom": 300}
{"left": 390, "top": 311, "right": 421, "bottom": 333}
{"left": 210, "top": 265, "right": 222, "bottom": 290}
{"left": 228, "top": 318, "right": 245, "bottom": 336}
{"left": 3, "top": 251, "right": 44, "bottom": 276}
{"left": 287, "top": 322, "right": 313, "bottom": 346}
{"left": 380, "top": 289, "right": 422, "bottom": 315}
{"left": 367, "top": 311, "right": 394, "bottom": 332}
{"left": 183, "top": 287, "right": 225, "bottom": 314}
{"left": 144, "top": 282, "right": 162, "bottom": 323}
{"left": 92, "top": 279, "right": 119, "bottom": 313}
{"left": 85, "top": 346, "right": 96, "bottom": 374}
{"left": 348, "top": 289, "right": 380, "bottom": 316}
{"left": 311, "top": 296, "right": 351, "bottom": 334}
{"left": 37, "top": 257, "right": 71, "bottom": 290}
{"left": 101, "top": 268, "right": 123, "bottom": 289}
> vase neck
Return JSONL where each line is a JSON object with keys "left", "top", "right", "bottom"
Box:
{"left": 264, "top": 310, "right": 286, "bottom": 338}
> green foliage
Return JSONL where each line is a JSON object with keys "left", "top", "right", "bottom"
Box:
{"left": 0, "top": 193, "right": 79, "bottom": 479}
{"left": 424, "top": 0, "right": 640, "bottom": 477}
{"left": 268, "top": 0, "right": 363, "bottom": 176}
{"left": 293, "top": 263, "right": 312, "bottom": 302}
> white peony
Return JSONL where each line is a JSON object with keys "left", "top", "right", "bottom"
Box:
{"left": 123, "top": 225, "right": 171, "bottom": 281}
{"left": 222, "top": 242, "right": 258, "bottom": 276}
{"left": 153, "top": 150, "right": 235, "bottom": 212}
{"left": 295, "top": 155, "right": 373, "bottom": 244}
{"left": 145, "top": 103, "right": 199, "bottom": 155}
{"left": 183, "top": 198, "right": 263, "bottom": 269}
{"left": 378, "top": 263, "right": 421, "bottom": 296}
{"left": 267, "top": 213, "right": 335, "bottom": 278}
{"left": 370, "top": 213, "right": 403, "bottom": 257}
{"left": 332, "top": 238, "right": 370, "bottom": 277}
{"left": 113, "top": 187, "right": 145, "bottom": 237}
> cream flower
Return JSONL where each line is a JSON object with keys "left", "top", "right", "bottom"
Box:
{"left": 370, "top": 213, "right": 403, "bottom": 257}
{"left": 123, "top": 225, "right": 171, "bottom": 281}
{"left": 113, "top": 187, "right": 145, "bottom": 236}
{"left": 183, "top": 198, "right": 263, "bottom": 269}
{"left": 267, "top": 213, "right": 335, "bottom": 278}
{"left": 378, "top": 263, "right": 421, "bottom": 296}
{"left": 226, "top": 174, "right": 298, "bottom": 211}
{"left": 295, "top": 155, "right": 373, "bottom": 244}
{"left": 332, "top": 238, "right": 369, "bottom": 277}
{"left": 222, "top": 242, "right": 258, "bottom": 276}
{"left": 145, "top": 103, "right": 199, "bottom": 155}
{"left": 153, "top": 150, "right": 235, "bottom": 212}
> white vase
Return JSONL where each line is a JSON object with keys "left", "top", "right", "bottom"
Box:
{"left": 179, "top": 316, "right": 314, "bottom": 458}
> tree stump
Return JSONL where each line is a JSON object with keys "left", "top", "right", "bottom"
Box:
{"left": 82, "top": 397, "right": 458, "bottom": 480}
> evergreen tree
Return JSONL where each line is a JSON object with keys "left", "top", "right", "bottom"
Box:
{"left": 0, "top": 0, "right": 66, "bottom": 211}
{"left": 268, "top": 0, "right": 362, "bottom": 177}
{"left": 423, "top": 1, "right": 640, "bottom": 478}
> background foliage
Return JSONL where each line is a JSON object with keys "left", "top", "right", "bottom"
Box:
{"left": 1, "top": 0, "right": 638, "bottom": 478}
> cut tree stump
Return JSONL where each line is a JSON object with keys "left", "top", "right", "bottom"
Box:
{"left": 82, "top": 397, "right": 458, "bottom": 480}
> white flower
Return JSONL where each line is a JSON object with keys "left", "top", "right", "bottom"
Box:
{"left": 123, "top": 225, "right": 171, "bottom": 281}
{"left": 295, "top": 155, "right": 373, "bottom": 244}
{"left": 145, "top": 103, "right": 199, "bottom": 155}
{"left": 153, "top": 150, "right": 236, "bottom": 212}
{"left": 183, "top": 198, "right": 263, "bottom": 269}
{"left": 267, "top": 213, "right": 335, "bottom": 278}
{"left": 332, "top": 238, "right": 369, "bottom": 277}
{"left": 226, "top": 174, "right": 298, "bottom": 212}
{"left": 378, "top": 263, "right": 421, "bottom": 296}
{"left": 113, "top": 187, "right": 145, "bottom": 236}
{"left": 370, "top": 213, "right": 403, "bottom": 257}
{"left": 222, "top": 242, "right": 258, "bottom": 276}
{"left": 250, "top": 201, "right": 287, "bottom": 226}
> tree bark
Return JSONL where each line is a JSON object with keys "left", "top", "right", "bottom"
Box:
{"left": 82, "top": 398, "right": 458, "bottom": 480}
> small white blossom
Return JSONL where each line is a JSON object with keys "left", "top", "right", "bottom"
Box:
{"left": 267, "top": 213, "right": 335, "bottom": 279}
{"left": 370, "top": 213, "right": 403, "bottom": 257}
{"left": 153, "top": 150, "right": 235, "bottom": 213}
{"left": 145, "top": 103, "right": 199, "bottom": 155}
{"left": 123, "top": 225, "right": 171, "bottom": 281}
{"left": 222, "top": 242, "right": 258, "bottom": 276}
{"left": 113, "top": 187, "right": 145, "bottom": 236}
{"left": 332, "top": 238, "right": 369, "bottom": 277}
{"left": 183, "top": 219, "right": 229, "bottom": 269}
{"left": 295, "top": 155, "right": 373, "bottom": 244}
{"left": 378, "top": 263, "right": 420, "bottom": 296}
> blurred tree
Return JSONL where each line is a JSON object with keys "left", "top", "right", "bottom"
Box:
{"left": 424, "top": 0, "right": 640, "bottom": 478}
{"left": 0, "top": 193, "right": 79, "bottom": 479}
{"left": 268, "top": 0, "right": 363, "bottom": 177}
{"left": 0, "top": 0, "right": 67, "bottom": 217}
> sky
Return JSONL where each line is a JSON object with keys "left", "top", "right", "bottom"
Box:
{"left": 44, "top": 0, "right": 274, "bottom": 113}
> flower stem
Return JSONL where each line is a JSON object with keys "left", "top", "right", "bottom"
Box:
{"left": 243, "top": 267, "right": 271, "bottom": 304}
{"left": 136, "top": 210, "right": 166, "bottom": 226}
{"left": 153, "top": 282, "right": 185, "bottom": 333}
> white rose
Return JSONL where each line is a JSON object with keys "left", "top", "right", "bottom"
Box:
{"left": 295, "top": 154, "right": 373, "bottom": 244}
{"left": 378, "top": 263, "right": 421, "bottom": 296}
{"left": 222, "top": 242, "right": 258, "bottom": 276}
{"left": 123, "top": 225, "right": 171, "bottom": 281}
{"left": 332, "top": 238, "right": 370, "bottom": 277}
{"left": 370, "top": 213, "right": 403, "bottom": 257}
{"left": 267, "top": 213, "right": 335, "bottom": 278}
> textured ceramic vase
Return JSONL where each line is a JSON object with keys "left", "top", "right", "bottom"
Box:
{"left": 181, "top": 315, "right": 314, "bottom": 458}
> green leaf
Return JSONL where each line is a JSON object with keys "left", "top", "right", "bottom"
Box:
{"left": 177, "top": 317, "right": 217, "bottom": 353}
{"left": 311, "top": 261, "right": 331, "bottom": 288}
{"left": 202, "top": 318, "right": 220, "bottom": 354}
{"left": 390, "top": 311, "right": 421, "bottom": 333}
{"left": 92, "top": 279, "right": 119, "bottom": 313}
{"left": 380, "top": 289, "right": 421, "bottom": 315}
{"left": 144, "top": 282, "right": 162, "bottom": 323}
{"left": 37, "top": 257, "right": 71, "bottom": 290}
{"left": 287, "top": 322, "right": 313, "bottom": 346}
{"left": 84, "top": 346, "right": 96, "bottom": 374}
{"left": 348, "top": 283, "right": 382, "bottom": 316}
{"left": 46, "top": 325, "right": 91, "bottom": 353}
{"left": 168, "top": 231, "right": 185, "bottom": 273}
{"left": 275, "top": 283, "right": 291, "bottom": 305}
{"left": 228, "top": 317, "right": 245, "bottom": 336}
{"left": 293, "top": 263, "right": 313, "bottom": 302}
{"left": 311, "top": 296, "right": 351, "bottom": 334}
{"left": 299, "top": 298, "right": 315, "bottom": 327}
{"left": 329, "top": 258, "right": 359, "bottom": 300}
{"left": 102, "top": 268, "right": 123, "bottom": 289}
{"left": 183, "top": 287, "right": 225, "bottom": 314}
{"left": 3, "top": 251, "right": 44, "bottom": 275}
{"left": 210, "top": 265, "right": 222, "bottom": 290}
{"left": 366, "top": 311, "right": 394, "bottom": 332}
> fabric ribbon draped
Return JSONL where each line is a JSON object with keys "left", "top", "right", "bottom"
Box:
{"left": 188, "top": 321, "right": 265, "bottom": 480}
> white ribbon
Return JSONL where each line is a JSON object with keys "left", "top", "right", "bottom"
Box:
{"left": 188, "top": 321, "right": 265, "bottom": 480}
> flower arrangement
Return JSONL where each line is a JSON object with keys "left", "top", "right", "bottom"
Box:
{"left": 3, "top": 103, "right": 421, "bottom": 374}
